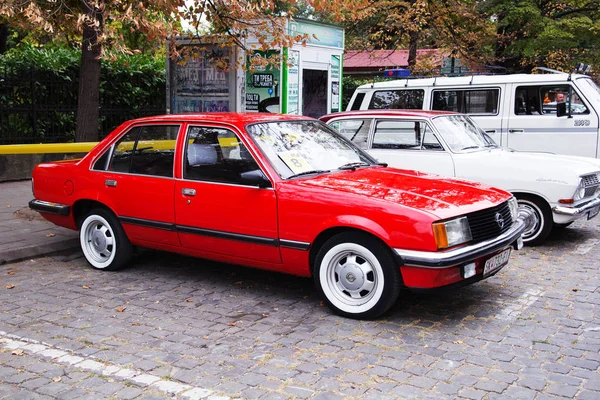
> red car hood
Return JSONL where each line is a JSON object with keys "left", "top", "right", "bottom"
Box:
{"left": 293, "top": 167, "right": 511, "bottom": 220}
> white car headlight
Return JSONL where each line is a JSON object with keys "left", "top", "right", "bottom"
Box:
{"left": 573, "top": 180, "right": 586, "bottom": 201}
{"left": 433, "top": 217, "right": 472, "bottom": 249}
{"left": 508, "top": 197, "right": 519, "bottom": 222}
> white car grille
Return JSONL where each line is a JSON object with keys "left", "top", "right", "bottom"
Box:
{"left": 582, "top": 173, "right": 600, "bottom": 197}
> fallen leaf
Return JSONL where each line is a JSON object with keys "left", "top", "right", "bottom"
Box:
{"left": 203, "top": 336, "right": 209, "bottom": 340}
{"left": 227, "top": 322, "right": 237, "bottom": 326}
{"left": 46, "top": 233, "right": 55, "bottom": 237}
{"left": 303, "top": 296, "right": 309, "bottom": 300}
{"left": 6, "top": 205, "right": 11, "bottom": 208}
{"left": 319, "top": 301, "right": 325, "bottom": 307}
{"left": 572, "top": 288, "right": 578, "bottom": 292}
{"left": 116, "top": 307, "right": 126, "bottom": 312}
{"left": 7, "top": 271, "right": 15, "bottom": 275}
{"left": 185, "top": 298, "right": 192, "bottom": 302}
{"left": 131, "top": 322, "right": 139, "bottom": 326}
{"left": 6, "top": 285, "right": 15, "bottom": 289}
{"left": 82, "top": 285, "right": 90, "bottom": 289}
{"left": 453, "top": 340, "right": 463, "bottom": 344}
{"left": 262, "top": 314, "right": 269, "bottom": 318}
{"left": 233, "top": 281, "right": 243, "bottom": 286}
{"left": 52, "top": 377, "right": 62, "bottom": 382}
{"left": 11, "top": 349, "right": 24, "bottom": 356}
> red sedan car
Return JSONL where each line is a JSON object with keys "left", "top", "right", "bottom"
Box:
{"left": 30, "top": 113, "right": 525, "bottom": 319}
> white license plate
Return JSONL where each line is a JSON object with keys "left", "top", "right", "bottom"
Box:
{"left": 588, "top": 205, "right": 600, "bottom": 220}
{"left": 483, "top": 248, "right": 511, "bottom": 277}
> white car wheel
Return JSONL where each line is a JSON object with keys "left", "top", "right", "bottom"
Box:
{"left": 80, "top": 209, "right": 132, "bottom": 270}
{"left": 517, "top": 196, "right": 553, "bottom": 245}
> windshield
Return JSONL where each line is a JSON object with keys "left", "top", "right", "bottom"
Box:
{"left": 246, "top": 120, "right": 377, "bottom": 179}
{"left": 578, "top": 77, "right": 600, "bottom": 103}
{"left": 431, "top": 115, "right": 497, "bottom": 152}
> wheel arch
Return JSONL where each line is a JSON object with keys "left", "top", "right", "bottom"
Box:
{"left": 72, "top": 199, "right": 117, "bottom": 229}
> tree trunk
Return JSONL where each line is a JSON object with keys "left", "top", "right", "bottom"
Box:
{"left": 75, "top": 1, "right": 104, "bottom": 143}
{"left": 408, "top": 30, "right": 418, "bottom": 70}
{"left": 0, "top": 23, "right": 8, "bottom": 54}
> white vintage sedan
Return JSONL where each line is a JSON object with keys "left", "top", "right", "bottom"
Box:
{"left": 320, "top": 110, "right": 600, "bottom": 245}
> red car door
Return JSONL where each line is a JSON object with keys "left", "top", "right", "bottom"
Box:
{"left": 91, "top": 124, "right": 181, "bottom": 247}
{"left": 174, "top": 124, "right": 281, "bottom": 264}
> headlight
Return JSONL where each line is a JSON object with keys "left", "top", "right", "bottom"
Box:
{"left": 433, "top": 217, "right": 472, "bottom": 249}
{"left": 508, "top": 197, "right": 519, "bottom": 222}
{"left": 573, "top": 180, "right": 586, "bottom": 201}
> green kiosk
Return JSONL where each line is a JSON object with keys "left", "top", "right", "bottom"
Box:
{"left": 167, "top": 19, "right": 344, "bottom": 117}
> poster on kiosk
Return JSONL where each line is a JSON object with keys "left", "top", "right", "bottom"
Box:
{"left": 167, "top": 19, "right": 344, "bottom": 117}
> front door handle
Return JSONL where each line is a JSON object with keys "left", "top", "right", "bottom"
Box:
{"left": 105, "top": 179, "right": 117, "bottom": 187}
{"left": 485, "top": 129, "right": 496, "bottom": 134}
{"left": 509, "top": 129, "right": 524, "bottom": 133}
{"left": 182, "top": 188, "right": 196, "bottom": 196}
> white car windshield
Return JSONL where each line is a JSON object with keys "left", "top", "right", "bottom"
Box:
{"left": 431, "top": 115, "right": 497, "bottom": 152}
{"left": 578, "top": 77, "right": 600, "bottom": 104}
{"left": 246, "top": 120, "right": 377, "bottom": 179}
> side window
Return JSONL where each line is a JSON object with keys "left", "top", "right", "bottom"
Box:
{"left": 516, "top": 85, "right": 589, "bottom": 116}
{"left": 369, "top": 90, "right": 424, "bottom": 109}
{"left": 184, "top": 126, "right": 260, "bottom": 185}
{"left": 331, "top": 119, "right": 372, "bottom": 149}
{"left": 432, "top": 89, "right": 499, "bottom": 114}
{"left": 421, "top": 125, "right": 444, "bottom": 151}
{"left": 373, "top": 120, "right": 427, "bottom": 149}
{"left": 350, "top": 92, "right": 366, "bottom": 110}
{"left": 108, "top": 125, "right": 179, "bottom": 177}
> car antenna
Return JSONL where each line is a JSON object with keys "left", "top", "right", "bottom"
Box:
{"left": 432, "top": 76, "right": 437, "bottom": 87}
{"left": 469, "top": 75, "right": 474, "bottom": 85}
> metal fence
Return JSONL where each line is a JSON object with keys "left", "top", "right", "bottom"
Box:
{"left": 0, "top": 66, "right": 165, "bottom": 145}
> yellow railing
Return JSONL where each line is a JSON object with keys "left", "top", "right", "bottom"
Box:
{"left": 0, "top": 143, "right": 98, "bottom": 155}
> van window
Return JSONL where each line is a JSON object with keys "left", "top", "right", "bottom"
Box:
{"left": 515, "top": 85, "right": 589, "bottom": 116}
{"left": 330, "top": 119, "right": 372, "bottom": 149}
{"left": 369, "top": 90, "right": 424, "bottom": 109}
{"left": 432, "top": 89, "right": 499, "bottom": 114}
{"left": 350, "top": 92, "right": 366, "bottom": 110}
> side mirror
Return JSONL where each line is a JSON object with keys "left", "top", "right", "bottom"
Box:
{"left": 556, "top": 102, "right": 567, "bottom": 118}
{"left": 240, "top": 169, "right": 271, "bottom": 188}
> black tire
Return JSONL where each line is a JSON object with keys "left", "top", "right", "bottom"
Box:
{"left": 313, "top": 231, "right": 401, "bottom": 319}
{"left": 553, "top": 221, "right": 573, "bottom": 229}
{"left": 516, "top": 195, "right": 553, "bottom": 245}
{"left": 79, "top": 208, "right": 133, "bottom": 271}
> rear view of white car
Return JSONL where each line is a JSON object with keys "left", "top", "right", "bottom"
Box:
{"left": 320, "top": 110, "right": 600, "bottom": 245}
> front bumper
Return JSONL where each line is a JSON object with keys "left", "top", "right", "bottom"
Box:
{"left": 394, "top": 217, "right": 526, "bottom": 268}
{"left": 29, "top": 199, "right": 70, "bottom": 216}
{"left": 552, "top": 197, "right": 600, "bottom": 217}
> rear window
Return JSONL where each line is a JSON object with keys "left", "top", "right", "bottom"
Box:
{"left": 369, "top": 89, "right": 424, "bottom": 109}
{"left": 432, "top": 88, "right": 499, "bottom": 115}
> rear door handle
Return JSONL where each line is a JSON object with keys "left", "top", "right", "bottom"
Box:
{"left": 484, "top": 130, "right": 496, "bottom": 134}
{"left": 182, "top": 188, "right": 196, "bottom": 196}
{"left": 509, "top": 129, "right": 524, "bottom": 133}
{"left": 105, "top": 179, "right": 117, "bottom": 187}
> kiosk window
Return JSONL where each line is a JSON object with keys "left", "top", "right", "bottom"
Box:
{"left": 432, "top": 89, "right": 499, "bottom": 114}
{"left": 369, "top": 89, "right": 424, "bottom": 109}
{"left": 184, "top": 126, "right": 260, "bottom": 185}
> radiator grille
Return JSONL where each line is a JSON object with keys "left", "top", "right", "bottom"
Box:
{"left": 466, "top": 201, "right": 513, "bottom": 243}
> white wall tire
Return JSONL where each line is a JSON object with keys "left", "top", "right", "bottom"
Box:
{"left": 314, "top": 232, "right": 401, "bottom": 319}
{"left": 79, "top": 209, "right": 132, "bottom": 271}
{"left": 517, "top": 196, "right": 553, "bottom": 245}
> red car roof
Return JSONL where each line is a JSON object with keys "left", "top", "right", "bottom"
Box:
{"left": 126, "top": 112, "right": 314, "bottom": 125}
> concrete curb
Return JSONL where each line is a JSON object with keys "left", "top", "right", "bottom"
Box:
{"left": 0, "top": 238, "right": 80, "bottom": 265}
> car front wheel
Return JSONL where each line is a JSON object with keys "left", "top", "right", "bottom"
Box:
{"left": 314, "top": 232, "right": 401, "bottom": 319}
{"left": 517, "top": 196, "right": 553, "bottom": 245}
{"left": 79, "top": 208, "right": 132, "bottom": 271}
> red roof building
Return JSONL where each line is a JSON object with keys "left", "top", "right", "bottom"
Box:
{"left": 344, "top": 49, "right": 444, "bottom": 76}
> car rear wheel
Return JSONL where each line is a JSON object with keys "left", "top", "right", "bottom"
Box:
{"left": 516, "top": 195, "right": 553, "bottom": 245}
{"left": 79, "top": 208, "right": 132, "bottom": 271}
{"left": 314, "top": 232, "right": 401, "bottom": 319}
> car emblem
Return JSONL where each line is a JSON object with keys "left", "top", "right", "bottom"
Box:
{"left": 495, "top": 212, "right": 505, "bottom": 229}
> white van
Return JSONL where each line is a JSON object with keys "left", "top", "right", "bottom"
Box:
{"left": 347, "top": 72, "right": 600, "bottom": 158}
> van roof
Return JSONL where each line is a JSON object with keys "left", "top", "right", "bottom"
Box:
{"left": 356, "top": 73, "right": 591, "bottom": 90}
{"left": 320, "top": 109, "right": 455, "bottom": 122}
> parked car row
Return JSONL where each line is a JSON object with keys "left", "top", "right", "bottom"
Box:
{"left": 29, "top": 106, "right": 600, "bottom": 319}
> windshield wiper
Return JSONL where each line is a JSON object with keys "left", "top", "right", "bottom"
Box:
{"left": 338, "top": 162, "right": 371, "bottom": 171}
{"left": 288, "top": 169, "right": 331, "bottom": 178}
{"left": 460, "top": 146, "right": 481, "bottom": 151}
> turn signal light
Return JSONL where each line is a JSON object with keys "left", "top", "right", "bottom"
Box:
{"left": 558, "top": 198, "right": 574, "bottom": 204}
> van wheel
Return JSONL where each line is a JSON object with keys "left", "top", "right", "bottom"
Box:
{"left": 516, "top": 195, "right": 553, "bottom": 245}
{"left": 79, "top": 208, "right": 132, "bottom": 271}
{"left": 313, "top": 232, "right": 401, "bottom": 319}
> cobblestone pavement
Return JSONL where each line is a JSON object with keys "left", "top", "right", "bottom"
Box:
{"left": 1, "top": 217, "right": 599, "bottom": 400}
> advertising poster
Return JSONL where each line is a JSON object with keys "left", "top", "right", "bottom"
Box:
{"left": 286, "top": 49, "right": 300, "bottom": 115}
{"left": 246, "top": 50, "right": 280, "bottom": 113}
{"left": 330, "top": 55, "right": 341, "bottom": 113}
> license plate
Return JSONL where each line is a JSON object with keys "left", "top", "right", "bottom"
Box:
{"left": 483, "top": 248, "right": 511, "bottom": 277}
{"left": 588, "top": 205, "right": 600, "bottom": 220}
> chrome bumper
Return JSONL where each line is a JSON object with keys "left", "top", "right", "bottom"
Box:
{"left": 552, "top": 197, "right": 600, "bottom": 216}
{"left": 394, "top": 217, "right": 526, "bottom": 268}
{"left": 29, "top": 199, "right": 70, "bottom": 216}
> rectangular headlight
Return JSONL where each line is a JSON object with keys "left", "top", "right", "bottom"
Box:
{"left": 508, "top": 197, "right": 519, "bottom": 222}
{"left": 433, "top": 217, "right": 472, "bottom": 249}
